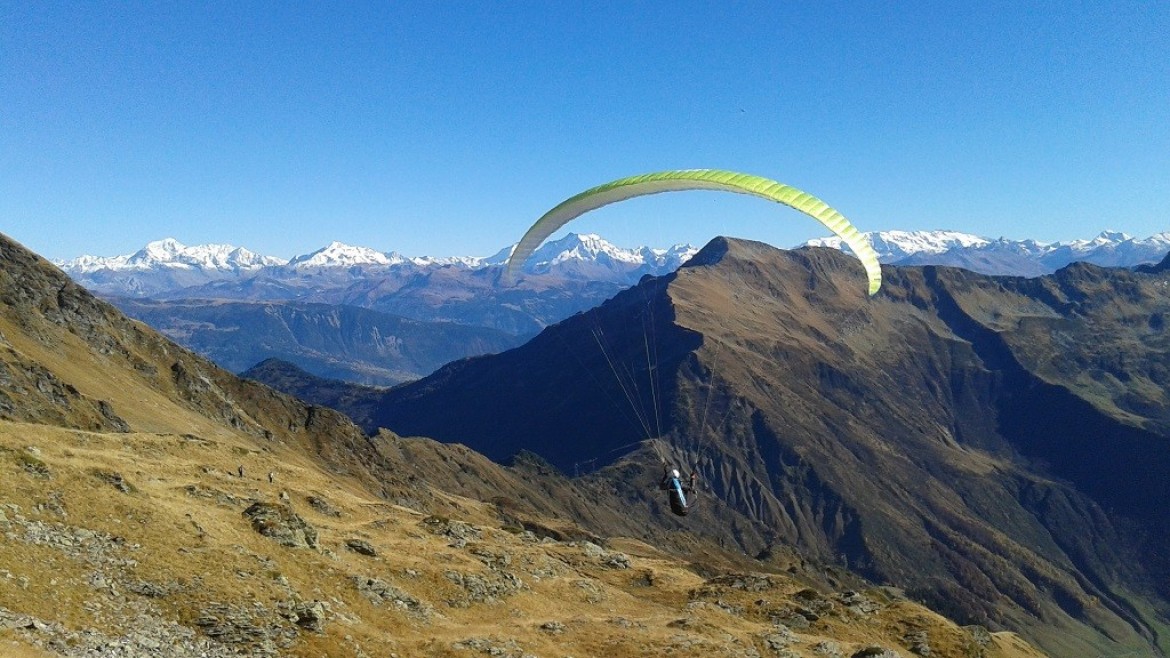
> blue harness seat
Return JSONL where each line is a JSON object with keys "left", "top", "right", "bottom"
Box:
{"left": 668, "top": 477, "right": 690, "bottom": 516}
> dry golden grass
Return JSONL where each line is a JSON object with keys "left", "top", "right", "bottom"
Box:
{"left": 0, "top": 419, "right": 1049, "bottom": 658}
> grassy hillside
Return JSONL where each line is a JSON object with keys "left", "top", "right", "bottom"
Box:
{"left": 1, "top": 420, "right": 1046, "bottom": 658}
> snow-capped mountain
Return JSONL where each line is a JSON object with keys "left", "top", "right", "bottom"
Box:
{"left": 61, "top": 238, "right": 287, "bottom": 274}
{"left": 55, "top": 229, "right": 1170, "bottom": 301}
{"left": 807, "top": 230, "right": 986, "bottom": 259}
{"left": 805, "top": 230, "right": 1170, "bottom": 276}
{"left": 530, "top": 233, "right": 646, "bottom": 269}
{"left": 53, "top": 239, "right": 291, "bottom": 297}
{"left": 280, "top": 241, "right": 494, "bottom": 269}
{"left": 57, "top": 233, "right": 700, "bottom": 277}
{"left": 287, "top": 241, "right": 406, "bottom": 269}
{"left": 638, "top": 244, "right": 701, "bottom": 270}
{"left": 48, "top": 229, "right": 1170, "bottom": 388}
{"left": 524, "top": 233, "right": 698, "bottom": 276}
{"left": 806, "top": 230, "right": 991, "bottom": 260}
{"left": 54, "top": 233, "right": 700, "bottom": 299}
{"left": 1039, "top": 231, "right": 1170, "bottom": 269}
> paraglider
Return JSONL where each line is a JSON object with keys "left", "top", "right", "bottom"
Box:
{"left": 504, "top": 169, "right": 882, "bottom": 296}
{"left": 503, "top": 169, "right": 881, "bottom": 523}
{"left": 660, "top": 462, "right": 698, "bottom": 516}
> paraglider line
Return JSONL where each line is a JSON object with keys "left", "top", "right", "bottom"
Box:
{"left": 591, "top": 324, "right": 655, "bottom": 441}
{"left": 640, "top": 295, "right": 664, "bottom": 441}
{"left": 697, "top": 336, "right": 724, "bottom": 455}
{"left": 550, "top": 321, "right": 650, "bottom": 444}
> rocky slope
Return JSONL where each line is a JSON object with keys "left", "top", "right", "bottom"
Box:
{"left": 0, "top": 234, "right": 1050, "bottom": 657}
{"left": 372, "top": 237, "right": 1170, "bottom": 656}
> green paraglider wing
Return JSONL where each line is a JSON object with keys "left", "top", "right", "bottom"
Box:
{"left": 504, "top": 169, "right": 882, "bottom": 295}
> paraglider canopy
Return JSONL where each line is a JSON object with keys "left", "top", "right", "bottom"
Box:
{"left": 504, "top": 169, "right": 882, "bottom": 296}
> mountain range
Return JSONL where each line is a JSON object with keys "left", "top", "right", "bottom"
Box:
{"left": 54, "top": 230, "right": 1170, "bottom": 387}
{"left": 58, "top": 230, "right": 1170, "bottom": 288}
{"left": 0, "top": 230, "right": 1059, "bottom": 657}
{"left": 55, "top": 233, "right": 699, "bottom": 297}
{"left": 58, "top": 234, "right": 702, "bottom": 384}
{"left": 807, "top": 229, "right": 1170, "bottom": 276}
{"left": 250, "top": 237, "right": 1170, "bottom": 656}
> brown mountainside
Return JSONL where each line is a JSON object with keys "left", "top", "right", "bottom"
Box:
{"left": 0, "top": 236, "right": 1051, "bottom": 657}
{"left": 375, "top": 237, "right": 1170, "bottom": 656}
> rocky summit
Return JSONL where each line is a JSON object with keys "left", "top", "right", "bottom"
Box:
{"left": 0, "top": 231, "right": 1052, "bottom": 656}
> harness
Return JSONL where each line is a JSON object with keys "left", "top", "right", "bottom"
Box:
{"left": 668, "top": 477, "right": 690, "bottom": 515}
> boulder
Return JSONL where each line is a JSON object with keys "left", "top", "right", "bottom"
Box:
{"left": 242, "top": 502, "right": 318, "bottom": 550}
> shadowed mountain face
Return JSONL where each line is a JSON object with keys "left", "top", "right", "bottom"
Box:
{"left": 241, "top": 358, "right": 386, "bottom": 430}
{"left": 375, "top": 237, "right": 1170, "bottom": 655}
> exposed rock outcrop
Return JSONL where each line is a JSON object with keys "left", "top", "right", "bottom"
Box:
{"left": 242, "top": 502, "right": 318, "bottom": 550}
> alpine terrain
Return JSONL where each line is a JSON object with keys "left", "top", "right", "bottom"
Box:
{"left": 0, "top": 230, "right": 1052, "bottom": 657}
{"left": 58, "top": 235, "right": 698, "bottom": 385}
{"left": 55, "top": 231, "right": 1170, "bottom": 387}
{"left": 369, "top": 237, "right": 1170, "bottom": 657}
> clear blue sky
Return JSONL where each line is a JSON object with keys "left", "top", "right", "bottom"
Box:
{"left": 3, "top": 1, "right": 1167, "bottom": 261}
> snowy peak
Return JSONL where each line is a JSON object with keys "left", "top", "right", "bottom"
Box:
{"left": 1061, "top": 230, "right": 1145, "bottom": 254}
{"left": 137, "top": 238, "right": 186, "bottom": 262}
{"left": 867, "top": 230, "right": 990, "bottom": 258}
{"left": 287, "top": 241, "right": 404, "bottom": 269}
{"left": 1088, "top": 230, "right": 1131, "bottom": 245}
{"left": 529, "top": 233, "right": 643, "bottom": 268}
{"left": 409, "top": 255, "right": 487, "bottom": 268}
{"left": 56, "top": 234, "right": 699, "bottom": 281}
{"left": 521, "top": 233, "right": 698, "bottom": 274}
{"left": 286, "top": 242, "right": 496, "bottom": 270}
{"left": 637, "top": 243, "right": 701, "bottom": 269}
{"left": 54, "top": 230, "right": 1170, "bottom": 295}
{"left": 56, "top": 238, "right": 286, "bottom": 273}
{"left": 805, "top": 230, "right": 991, "bottom": 261}
{"left": 1041, "top": 231, "right": 1170, "bottom": 268}
{"left": 803, "top": 229, "right": 1170, "bottom": 274}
